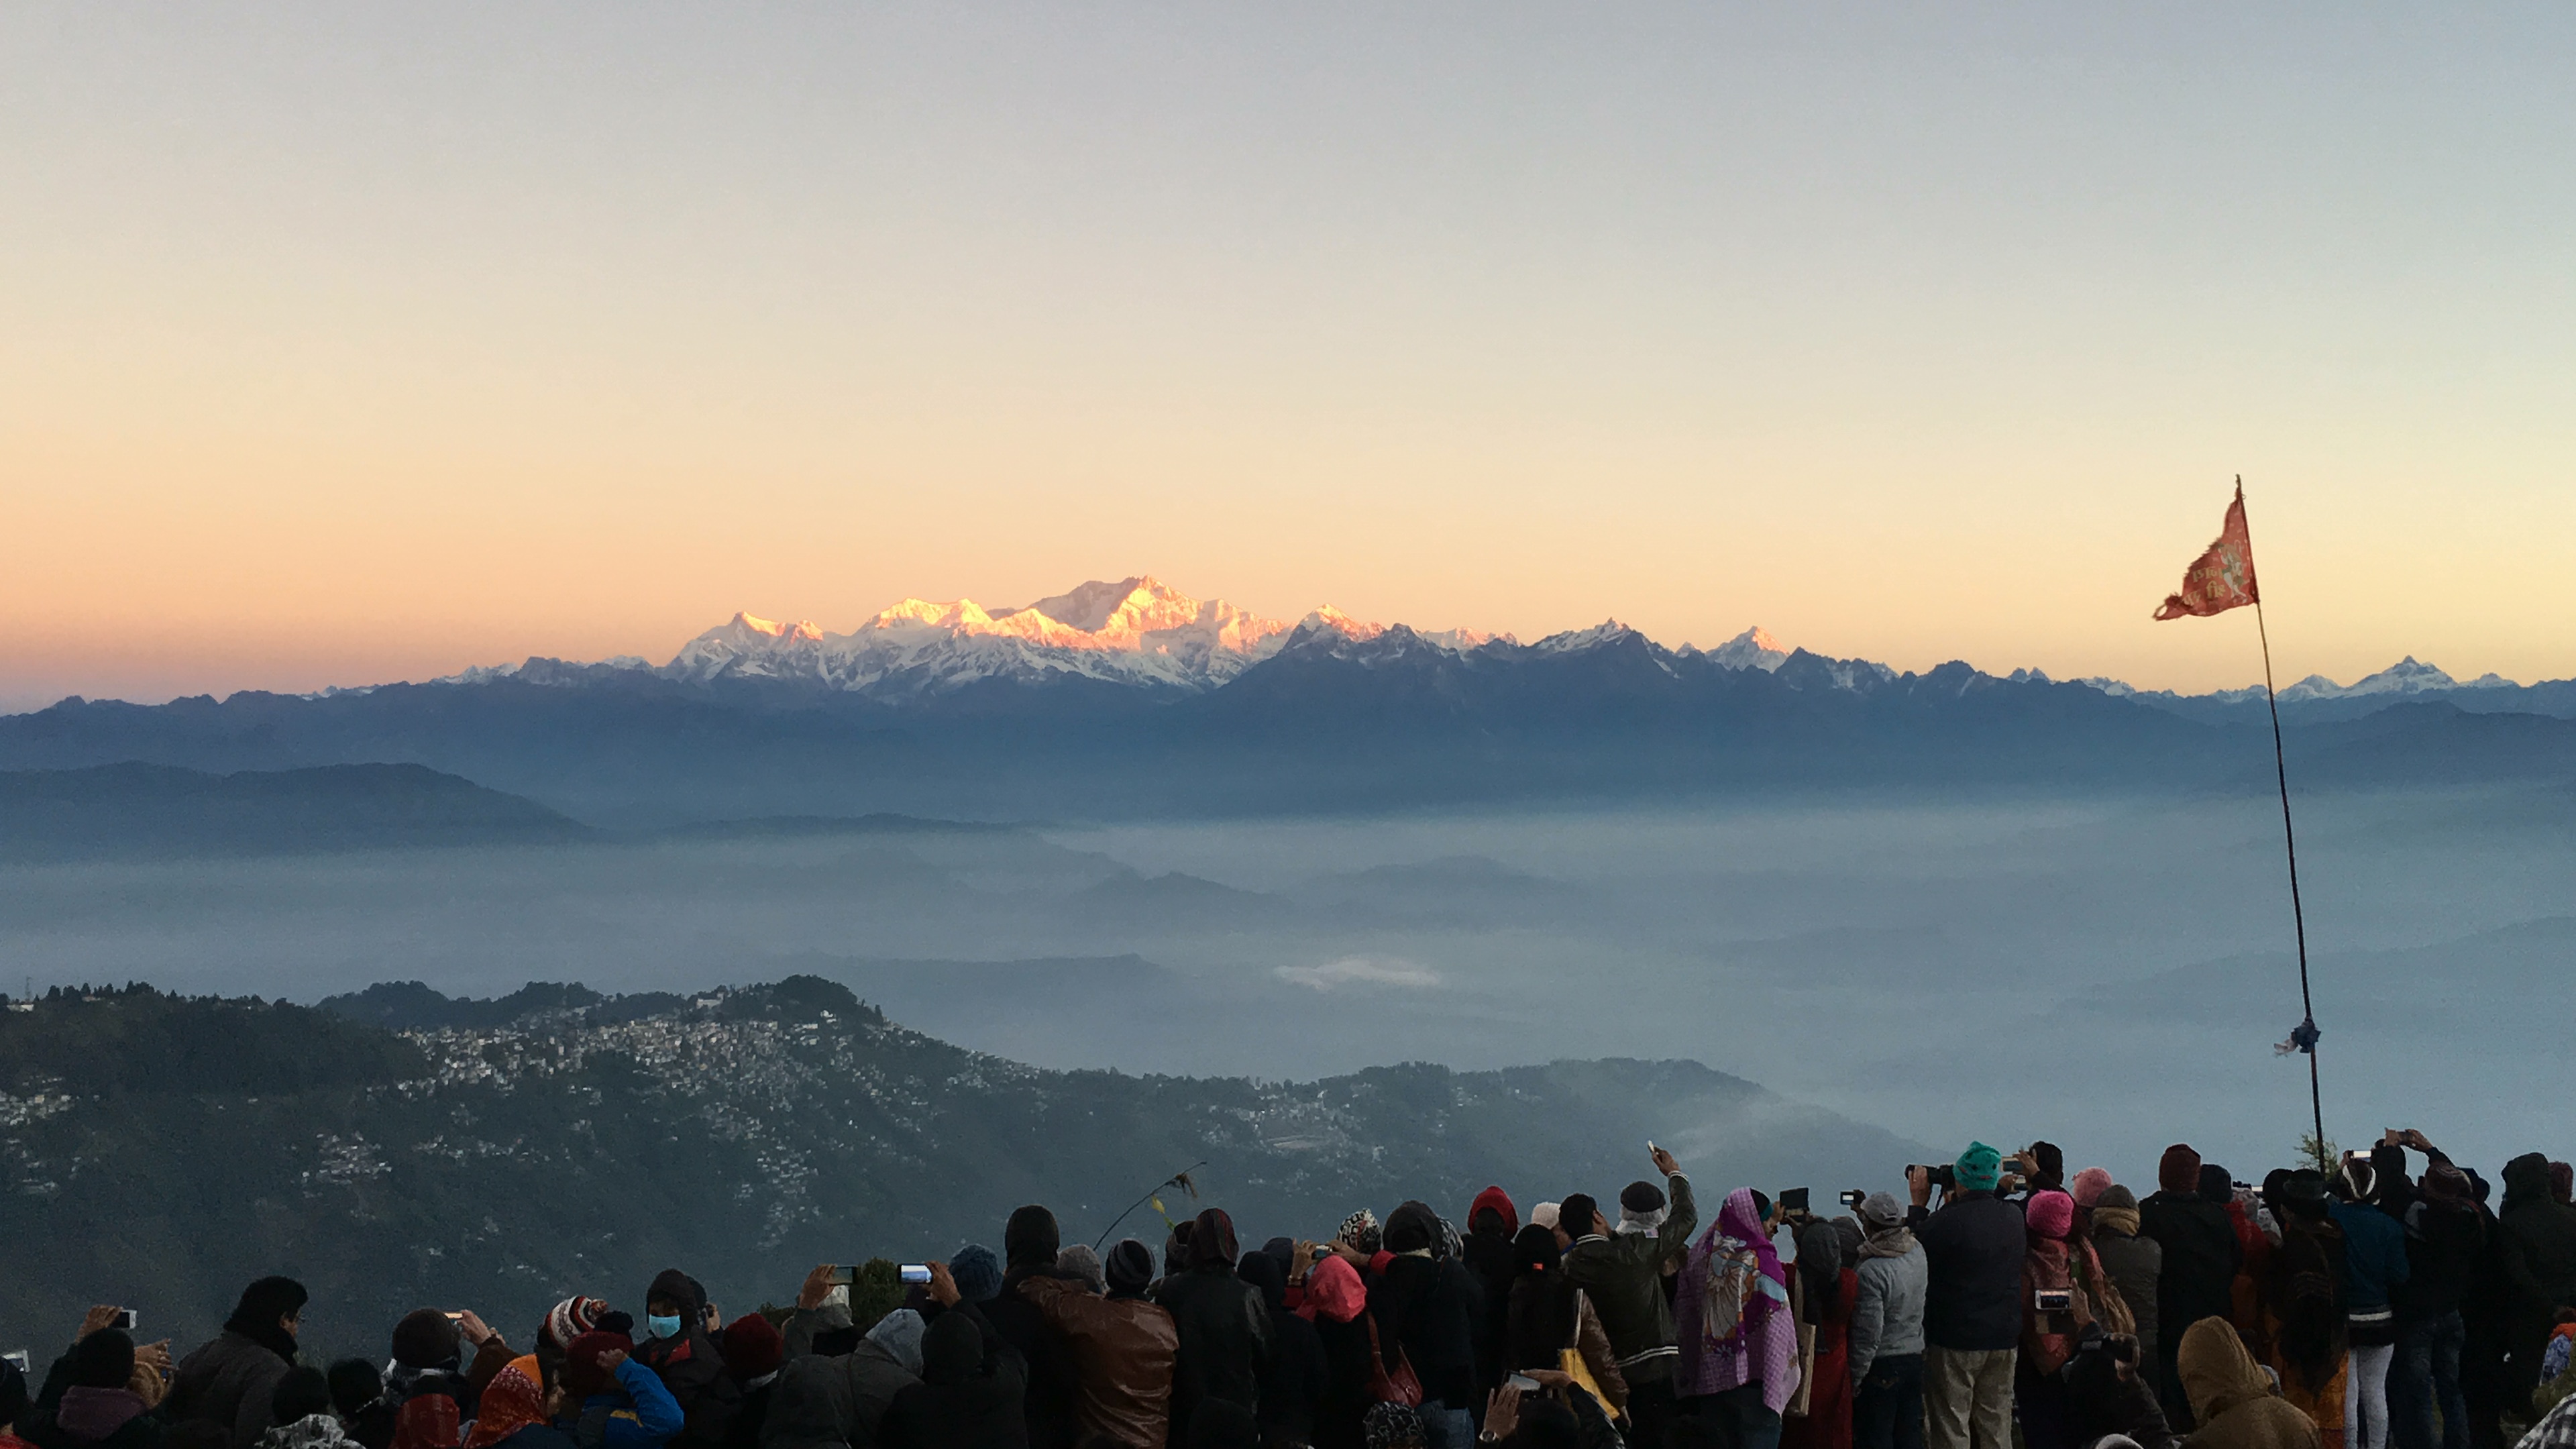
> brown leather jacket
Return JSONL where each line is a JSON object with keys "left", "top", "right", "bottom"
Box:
{"left": 1017, "top": 1279, "right": 1179, "bottom": 1449}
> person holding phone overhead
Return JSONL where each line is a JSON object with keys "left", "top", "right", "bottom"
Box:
{"left": 1562, "top": 1144, "right": 1696, "bottom": 1448}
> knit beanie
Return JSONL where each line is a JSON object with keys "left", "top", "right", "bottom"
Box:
{"left": 1858, "top": 1191, "right": 1907, "bottom": 1230}
{"left": 1532, "top": 1202, "right": 1562, "bottom": 1232}
{"left": 562, "top": 1331, "right": 632, "bottom": 1399}
{"left": 2070, "top": 1168, "right": 2114, "bottom": 1210}
{"left": 2097, "top": 1184, "right": 2139, "bottom": 1212}
{"left": 2027, "top": 1190, "right": 2076, "bottom": 1240}
{"left": 1104, "top": 1239, "right": 1156, "bottom": 1296}
{"left": 1953, "top": 1142, "right": 2003, "bottom": 1194}
{"left": 1004, "top": 1205, "right": 1061, "bottom": 1270}
{"left": 949, "top": 1244, "right": 1002, "bottom": 1303}
{"left": 543, "top": 1297, "right": 606, "bottom": 1352}
{"left": 720, "top": 1316, "right": 784, "bottom": 1383}
{"left": 1056, "top": 1244, "right": 1106, "bottom": 1295}
{"left": 2158, "top": 1144, "right": 2202, "bottom": 1196}
{"left": 2199, "top": 1164, "right": 2235, "bottom": 1205}
{"left": 390, "top": 1309, "right": 462, "bottom": 1370}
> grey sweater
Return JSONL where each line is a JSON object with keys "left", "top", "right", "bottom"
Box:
{"left": 1849, "top": 1239, "right": 1929, "bottom": 1385}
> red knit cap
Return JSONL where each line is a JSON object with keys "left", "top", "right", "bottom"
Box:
{"left": 561, "top": 1330, "right": 633, "bottom": 1399}
{"left": 720, "top": 1316, "right": 784, "bottom": 1383}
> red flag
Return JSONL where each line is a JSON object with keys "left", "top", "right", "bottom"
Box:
{"left": 2154, "top": 482, "right": 2259, "bottom": 621}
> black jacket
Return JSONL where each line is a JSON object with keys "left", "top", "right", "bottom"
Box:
{"left": 1909, "top": 1192, "right": 2027, "bottom": 1353}
{"left": 2498, "top": 1155, "right": 2576, "bottom": 1317}
{"left": 1309, "top": 1313, "right": 1376, "bottom": 1449}
{"left": 983, "top": 1268, "right": 1081, "bottom": 1449}
{"left": 1462, "top": 1228, "right": 1520, "bottom": 1393}
{"left": 1238, "top": 1255, "right": 1328, "bottom": 1440}
{"left": 879, "top": 1302, "right": 1025, "bottom": 1449}
{"left": 2396, "top": 1196, "right": 2487, "bottom": 1324}
{"left": 27, "top": 1350, "right": 166, "bottom": 1449}
{"left": 2064, "top": 1340, "right": 2177, "bottom": 1449}
{"left": 1371, "top": 1256, "right": 1484, "bottom": 1411}
{"left": 1152, "top": 1265, "right": 1271, "bottom": 1433}
{"left": 2139, "top": 1192, "right": 2243, "bottom": 1344}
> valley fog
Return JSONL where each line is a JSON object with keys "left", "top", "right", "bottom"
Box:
{"left": 5, "top": 783, "right": 2569, "bottom": 1184}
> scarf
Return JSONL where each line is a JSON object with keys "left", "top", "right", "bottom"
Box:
{"left": 1676, "top": 1187, "right": 1799, "bottom": 1409}
{"left": 55, "top": 1389, "right": 146, "bottom": 1444}
{"left": 2092, "top": 1205, "right": 2141, "bottom": 1238}
{"left": 1618, "top": 1206, "right": 1670, "bottom": 1236}
{"left": 1860, "top": 1226, "right": 1917, "bottom": 1260}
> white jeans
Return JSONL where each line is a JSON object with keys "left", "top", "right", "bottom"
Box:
{"left": 2347, "top": 1342, "right": 2397, "bottom": 1449}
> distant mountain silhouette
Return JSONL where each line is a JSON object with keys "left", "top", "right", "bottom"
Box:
{"left": 0, "top": 761, "right": 592, "bottom": 860}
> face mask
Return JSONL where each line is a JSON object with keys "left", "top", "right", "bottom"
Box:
{"left": 647, "top": 1314, "right": 684, "bottom": 1340}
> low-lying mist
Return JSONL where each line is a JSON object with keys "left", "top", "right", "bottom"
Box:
{"left": 4, "top": 781, "right": 2569, "bottom": 1188}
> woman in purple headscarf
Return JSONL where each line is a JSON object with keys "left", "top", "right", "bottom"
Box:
{"left": 1676, "top": 1187, "right": 1801, "bottom": 1449}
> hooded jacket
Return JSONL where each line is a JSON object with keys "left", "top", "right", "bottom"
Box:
{"left": 1017, "top": 1277, "right": 1177, "bottom": 1448}
{"left": 28, "top": 1346, "right": 162, "bottom": 1449}
{"left": 984, "top": 1210, "right": 1079, "bottom": 1449}
{"left": 2501, "top": 1155, "right": 2576, "bottom": 1316}
{"left": 1562, "top": 1172, "right": 1697, "bottom": 1383}
{"left": 2392, "top": 1185, "right": 2484, "bottom": 1324}
{"left": 2174, "top": 1318, "right": 2320, "bottom": 1449}
{"left": 877, "top": 1302, "right": 1025, "bottom": 1449}
{"left": 1150, "top": 1263, "right": 1270, "bottom": 1433}
{"left": 1461, "top": 1187, "right": 1521, "bottom": 1395}
{"left": 635, "top": 1273, "right": 741, "bottom": 1449}
{"left": 2092, "top": 1190, "right": 2163, "bottom": 1355}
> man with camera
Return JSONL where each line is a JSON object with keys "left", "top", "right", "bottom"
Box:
{"left": 1907, "top": 1144, "right": 2026, "bottom": 1449}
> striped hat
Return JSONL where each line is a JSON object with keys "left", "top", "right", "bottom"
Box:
{"left": 545, "top": 1296, "right": 608, "bottom": 1351}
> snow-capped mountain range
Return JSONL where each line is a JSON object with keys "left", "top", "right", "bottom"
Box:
{"left": 440, "top": 574, "right": 2530, "bottom": 712}
{"left": 447, "top": 575, "right": 1782, "bottom": 702}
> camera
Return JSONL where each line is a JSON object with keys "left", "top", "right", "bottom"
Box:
{"left": 1911, "top": 1163, "right": 1957, "bottom": 1192}
{"left": 1778, "top": 1187, "right": 1811, "bottom": 1215}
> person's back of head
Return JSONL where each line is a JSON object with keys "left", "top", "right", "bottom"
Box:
{"left": 1185, "top": 1398, "right": 1258, "bottom": 1449}
{"left": 1384, "top": 1216, "right": 1434, "bottom": 1256}
{"left": 271, "top": 1367, "right": 334, "bottom": 1427}
{"left": 1056, "top": 1244, "right": 1106, "bottom": 1295}
{"left": 1618, "top": 1181, "right": 1667, "bottom": 1232}
{"left": 1004, "top": 1205, "right": 1061, "bottom": 1272}
{"left": 2157, "top": 1144, "right": 2202, "bottom": 1198}
{"left": 1557, "top": 1195, "right": 1600, "bottom": 1241}
{"left": 1104, "top": 1240, "right": 1157, "bottom": 1301}
{"left": 2370, "top": 1144, "right": 2411, "bottom": 1197}
{"left": 71, "top": 1329, "right": 136, "bottom": 1391}
{"left": 2198, "top": 1164, "right": 2234, "bottom": 1205}
{"left": 948, "top": 1244, "right": 1002, "bottom": 1303}
{"left": 390, "top": 1309, "right": 462, "bottom": 1371}
{"left": 2337, "top": 1159, "right": 2376, "bottom": 1205}
{"left": 719, "top": 1316, "right": 784, "bottom": 1386}
{"left": 561, "top": 1333, "right": 635, "bottom": 1401}
{"left": 228, "top": 1277, "right": 309, "bottom": 1348}
{"left": 327, "top": 1360, "right": 382, "bottom": 1419}
{"left": 917, "top": 1311, "right": 983, "bottom": 1389}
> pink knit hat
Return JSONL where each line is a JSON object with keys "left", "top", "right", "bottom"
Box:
{"left": 2070, "top": 1168, "right": 2114, "bottom": 1210}
{"left": 2027, "top": 1189, "right": 2076, "bottom": 1240}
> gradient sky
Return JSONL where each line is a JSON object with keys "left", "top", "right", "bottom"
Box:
{"left": 5, "top": 3, "right": 2572, "bottom": 710}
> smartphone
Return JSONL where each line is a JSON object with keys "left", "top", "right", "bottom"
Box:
{"left": 899, "top": 1264, "right": 932, "bottom": 1285}
{"left": 1839, "top": 1189, "right": 1867, "bottom": 1210}
{"left": 2, "top": 1349, "right": 29, "bottom": 1375}
{"left": 824, "top": 1266, "right": 857, "bottom": 1287}
{"left": 443, "top": 1311, "right": 464, "bottom": 1322}
{"left": 2034, "top": 1288, "right": 2074, "bottom": 1314}
{"left": 1506, "top": 1374, "right": 1543, "bottom": 1392}
{"left": 1779, "top": 1187, "right": 1811, "bottom": 1214}
{"left": 112, "top": 1309, "right": 136, "bottom": 1332}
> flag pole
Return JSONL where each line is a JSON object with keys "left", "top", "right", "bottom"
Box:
{"left": 2243, "top": 476, "right": 2326, "bottom": 1169}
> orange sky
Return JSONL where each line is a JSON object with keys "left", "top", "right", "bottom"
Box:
{"left": 5, "top": 5, "right": 2571, "bottom": 710}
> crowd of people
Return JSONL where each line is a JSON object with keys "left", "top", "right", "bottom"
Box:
{"left": 8, "top": 1131, "right": 2576, "bottom": 1449}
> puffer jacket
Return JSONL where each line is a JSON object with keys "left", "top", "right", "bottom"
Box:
{"left": 1849, "top": 1233, "right": 1927, "bottom": 1384}
{"left": 166, "top": 1330, "right": 296, "bottom": 1449}
{"left": 1562, "top": 1173, "right": 1697, "bottom": 1385}
{"left": 1018, "top": 1279, "right": 1177, "bottom": 1449}
{"left": 2094, "top": 1226, "right": 2165, "bottom": 1352}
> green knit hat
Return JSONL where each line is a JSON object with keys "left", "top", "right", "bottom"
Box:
{"left": 1955, "top": 1141, "right": 2003, "bottom": 1193}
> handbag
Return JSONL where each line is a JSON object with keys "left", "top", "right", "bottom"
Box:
{"left": 1365, "top": 1313, "right": 1424, "bottom": 1408}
